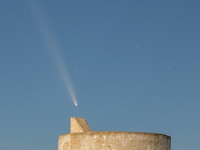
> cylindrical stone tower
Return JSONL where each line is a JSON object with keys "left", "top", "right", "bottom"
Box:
{"left": 58, "top": 117, "right": 171, "bottom": 150}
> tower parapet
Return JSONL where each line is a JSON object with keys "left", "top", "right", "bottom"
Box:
{"left": 58, "top": 117, "right": 171, "bottom": 150}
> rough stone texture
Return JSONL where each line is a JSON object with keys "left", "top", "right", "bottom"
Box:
{"left": 58, "top": 117, "right": 171, "bottom": 150}
{"left": 58, "top": 132, "right": 171, "bottom": 150}
{"left": 70, "top": 117, "right": 92, "bottom": 133}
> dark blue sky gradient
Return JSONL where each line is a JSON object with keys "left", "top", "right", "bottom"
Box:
{"left": 1, "top": 1, "right": 200, "bottom": 150}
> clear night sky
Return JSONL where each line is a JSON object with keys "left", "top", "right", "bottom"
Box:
{"left": 1, "top": 1, "right": 200, "bottom": 150}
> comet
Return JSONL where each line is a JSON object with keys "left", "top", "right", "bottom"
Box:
{"left": 29, "top": 1, "right": 78, "bottom": 106}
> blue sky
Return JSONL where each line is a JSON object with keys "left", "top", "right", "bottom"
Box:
{"left": 1, "top": 0, "right": 200, "bottom": 150}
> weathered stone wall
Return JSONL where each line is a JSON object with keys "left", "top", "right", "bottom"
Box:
{"left": 58, "top": 131, "right": 171, "bottom": 150}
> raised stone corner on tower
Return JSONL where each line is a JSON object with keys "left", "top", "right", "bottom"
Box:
{"left": 70, "top": 117, "right": 92, "bottom": 133}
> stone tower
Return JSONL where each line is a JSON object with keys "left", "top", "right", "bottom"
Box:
{"left": 58, "top": 117, "right": 171, "bottom": 150}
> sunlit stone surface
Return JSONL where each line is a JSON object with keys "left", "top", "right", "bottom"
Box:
{"left": 58, "top": 117, "right": 171, "bottom": 150}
